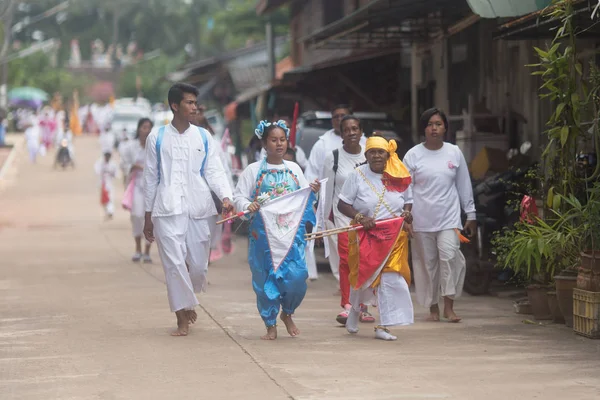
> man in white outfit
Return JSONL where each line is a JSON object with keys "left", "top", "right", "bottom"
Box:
{"left": 304, "top": 105, "right": 367, "bottom": 281}
{"left": 143, "top": 83, "right": 234, "bottom": 336}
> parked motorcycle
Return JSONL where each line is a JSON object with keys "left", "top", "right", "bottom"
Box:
{"left": 55, "top": 138, "right": 74, "bottom": 169}
{"left": 463, "top": 143, "right": 536, "bottom": 295}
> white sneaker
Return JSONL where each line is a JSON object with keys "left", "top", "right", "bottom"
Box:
{"left": 142, "top": 254, "right": 152, "bottom": 264}
{"left": 132, "top": 253, "right": 142, "bottom": 262}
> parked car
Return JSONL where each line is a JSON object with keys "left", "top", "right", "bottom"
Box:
{"left": 112, "top": 97, "right": 152, "bottom": 140}
{"left": 153, "top": 110, "right": 173, "bottom": 128}
{"left": 296, "top": 111, "right": 414, "bottom": 159}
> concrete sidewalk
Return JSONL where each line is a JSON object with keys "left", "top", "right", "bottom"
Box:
{"left": 1, "top": 136, "right": 599, "bottom": 400}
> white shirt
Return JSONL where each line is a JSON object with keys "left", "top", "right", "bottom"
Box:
{"left": 233, "top": 160, "right": 308, "bottom": 213}
{"left": 339, "top": 164, "right": 412, "bottom": 220}
{"left": 259, "top": 146, "right": 308, "bottom": 170}
{"left": 305, "top": 129, "right": 367, "bottom": 181}
{"left": 321, "top": 146, "right": 366, "bottom": 227}
{"left": 403, "top": 142, "right": 475, "bottom": 232}
{"left": 119, "top": 139, "right": 134, "bottom": 175}
{"left": 25, "top": 126, "right": 40, "bottom": 148}
{"left": 99, "top": 132, "right": 115, "bottom": 154}
{"left": 143, "top": 123, "right": 233, "bottom": 218}
{"left": 94, "top": 159, "right": 118, "bottom": 189}
{"left": 128, "top": 141, "right": 147, "bottom": 217}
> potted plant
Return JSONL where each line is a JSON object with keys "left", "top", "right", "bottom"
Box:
{"left": 557, "top": 184, "right": 600, "bottom": 292}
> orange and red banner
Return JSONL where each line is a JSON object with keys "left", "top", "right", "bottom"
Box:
{"left": 348, "top": 217, "right": 405, "bottom": 290}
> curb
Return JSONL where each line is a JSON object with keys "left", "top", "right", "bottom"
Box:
{"left": 0, "top": 138, "right": 23, "bottom": 182}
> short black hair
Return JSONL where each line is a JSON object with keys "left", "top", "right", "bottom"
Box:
{"left": 340, "top": 115, "right": 361, "bottom": 131}
{"left": 331, "top": 104, "right": 352, "bottom": 115}
{"left": 135, "top": 117, "right": 154, "bottom": 139}
{"left": 285, "top": 147, "right": 297, "bottom": 162}
{"left": 168, "top": 83, "right": 199, "bottom": 113}
{"left": 420, "top": 107, "right": 449, "bottom": 133}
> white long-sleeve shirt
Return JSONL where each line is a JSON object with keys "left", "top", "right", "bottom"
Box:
{"left": 143, "top": 123, "right": 233, "bottom": 218}
{"left": 233, "top": 160, "right": 307, "bottom": 213}
{"left": 403, "top": 142, "right": 476, "bottom": 232}
{"left": 305, "top": 129, "right": 367, "bottom": 182}
{"left": 94, "top": 159, "right": 118, "bottom": 191}
{"left": 320, "top": 146, "right": 366, "bottom": 227}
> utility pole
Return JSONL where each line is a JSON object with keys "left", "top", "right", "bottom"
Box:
{"left": 266, "top": 18, "right": 275, "bottom": 82}
{"left": 0, "top": 0, "right": 18, "bottom": 110}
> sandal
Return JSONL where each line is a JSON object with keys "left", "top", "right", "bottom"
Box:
{"left": 336, "top": 310, "right": 349, "bottom": 325}
{"left": 360, "top": 311, "right": 376, "bottom": 323}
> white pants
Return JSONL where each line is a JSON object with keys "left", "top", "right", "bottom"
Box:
{"left": 207, "top": 215, "right": 223, "bottom": 249}
{"left": 325, "top": 220, "right": 340, "bottom": 281}
{"left": 412, "top": 230, "right": 466, "bottom": 308}
{"left": 350, "top": 273, "right": 414, "bottom": 326}
{"left": 105, "top": 201, "right": 114, "bottom": 216}
{"left": 28, "top": 145, "right": 38, "bottom": 162}
{"left": 130, "top": 215, "right": 151, "bottom": 245}
{"left": 306, "top": 247, "right": 318, "bottom": 280}
{"left": 153, "top": 214, "right": 211, "bottom": 312}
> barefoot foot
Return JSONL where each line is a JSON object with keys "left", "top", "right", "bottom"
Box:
{"left": 427, "top": 304, "right": 440, "bottom": 322}
{"left": 280, "top": 313, "right": 300, "bottom": 337}
{"left": 261, "top": 325, "right": 277, "bottom": 340}
{"left": 443, "top": 310, "right": 462, "bottom": 323}
{"left": 443, "top": 297, "right": 461, "bottom": 323}
{"left": 171, "top": 310, "right": 189, "bottom": 336}
{"left": 187, "top": 309, "right": 197, "bottom": 324}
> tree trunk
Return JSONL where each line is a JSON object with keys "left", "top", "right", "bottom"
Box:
{"left": 112, "top": 9, "right": 120, "bottom": 48}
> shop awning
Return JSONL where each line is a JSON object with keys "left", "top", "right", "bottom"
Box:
{"left": 256, "top": 0, "right": 291, "bottom": 15}
{"left": 234, "top": 83, "right": 273, "bottom": 104}
{"left": 298, "top": 0, "right": 473, "bottom": 49}
{"left": 466, "top": 0, "right": 551, "bottom": 18}
{"left": 493, "top": 0, "right": 597, "bottom": 40}
{"left": 283, "top": 48, "right": 407, "bottom": 81}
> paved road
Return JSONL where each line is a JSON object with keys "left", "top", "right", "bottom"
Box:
{"left": 1, "top": 136, "right": 599, "bottom": 400}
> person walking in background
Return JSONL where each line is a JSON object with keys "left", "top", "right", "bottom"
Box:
{"left": 304, "top": 105, "right": 367, "bottom": 281}
{"left": 403, "top": 108, "right": 476, "bottom": 323}
{"left": 124, "top": 118, "right": 154, "bottom": 263}
{"left": 190, "top": 104, "right": 235, "bottom": 263}
{"left": 320, "top": 115, "right": 374, "bottom": 325}
{"left": 24, "top": 119, "right": 41, "bottom": 164}
{"left": 95, "top": 152, "right": 118, "bottom": 220}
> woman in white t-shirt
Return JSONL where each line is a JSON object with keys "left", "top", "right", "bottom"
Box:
{"left": 321, "top": 116, "right": 374, "bottom": 325}
{"left": 403, "top": 108, "right": 476, "bottom": 323}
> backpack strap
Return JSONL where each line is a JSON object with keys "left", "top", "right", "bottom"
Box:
{"left": 155, "top": 125, "right": 210, "bottom": 184}
{"left": 198, "top": 126, "right": 209, "bottom": 177}
{"left": 156, "top": 125, "right": 166, "bottom": 183}
{"left": 332, "top": 149, "right": 340, "bottom": 175}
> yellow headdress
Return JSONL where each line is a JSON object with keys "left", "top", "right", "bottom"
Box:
{"left": 365, "top": 136, "right": 411, "bottom": 192}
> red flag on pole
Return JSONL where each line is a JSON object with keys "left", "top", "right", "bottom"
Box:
{"left": 289, "top": 102, "right": 299, "bottom": 148}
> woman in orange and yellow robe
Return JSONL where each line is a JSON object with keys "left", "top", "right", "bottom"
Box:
{"left": 337, "top": 135, "right": 414, "bottom": 341}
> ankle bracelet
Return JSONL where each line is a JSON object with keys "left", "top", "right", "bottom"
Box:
{"left": 374, "top": 325, "right": 390, "bottom": 333}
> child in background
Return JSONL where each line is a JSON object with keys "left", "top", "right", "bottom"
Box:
{"left": 94, "top": 152, "right": 118, "bottom": 220}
